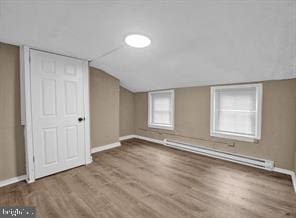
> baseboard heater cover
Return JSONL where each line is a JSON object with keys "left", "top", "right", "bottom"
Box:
{"left": 164, "top": 139, "right": 274, "bottom": 170}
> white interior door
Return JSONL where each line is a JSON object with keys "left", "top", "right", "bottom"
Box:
{"left": 30, "top": 50, "right": 86, "bottom": 179}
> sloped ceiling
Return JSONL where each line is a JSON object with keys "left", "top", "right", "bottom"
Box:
{"left": 0, "top": 1, "right": 295, "bottom": 92}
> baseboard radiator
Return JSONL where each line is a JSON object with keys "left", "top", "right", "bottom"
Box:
{"left": 164, "top": 139, "right": 274, "bottom": 170}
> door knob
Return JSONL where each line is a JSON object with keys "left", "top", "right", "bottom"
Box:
{"left": 78, "top": 117, "right": 85, "bottom": 122}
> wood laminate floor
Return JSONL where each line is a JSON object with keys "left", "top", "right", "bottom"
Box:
{"left": 1, "top": 139, "right": 296, "bottom": 218}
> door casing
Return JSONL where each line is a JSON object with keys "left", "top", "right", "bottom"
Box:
{"left": 20, "top": 46, "right": 92, "bottom": 183}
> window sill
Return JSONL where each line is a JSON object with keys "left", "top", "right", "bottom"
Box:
{"left": 148, "top": 124, "right": 174, "bottom": 131}
{"left": 210, "top": 131, "right": 259, "bottom": 143}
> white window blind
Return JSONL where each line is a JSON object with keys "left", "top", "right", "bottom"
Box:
{"left": 211, "top": 84, "right": 262, "bottom": 142}
{"left": 148, "top": 90, "right": 174, "bottom": 130}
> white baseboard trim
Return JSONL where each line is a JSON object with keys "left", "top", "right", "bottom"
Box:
{"left": 292, "top": 173, "right": 296, "bottom": 193}
{"left": 134, "top": 135, "right": 165, "bottom": 145}
{"left": 119, "top": 134, "right": 164, "bottom": 145}
{"left": 119, "top": 135, "right": 137, "bottom": 141}
{"left": 91, "top": 141, "right": 121, "bottom": 154}
{"left": 132, "top": 135, "right": 296, "bottom": 192}
{"left": 0, "top": 175, "right": 27, "bottom": 188}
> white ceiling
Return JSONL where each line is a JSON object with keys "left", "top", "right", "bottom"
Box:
{"left": 0, "top": 1, "right": 295, "bottom": 92}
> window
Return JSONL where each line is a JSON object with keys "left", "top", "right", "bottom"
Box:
{"left": 148, "top": 90, "right": 174, "bottom": 130}
{"left": 210, "top": 84, "right": 262, "bottom": 142}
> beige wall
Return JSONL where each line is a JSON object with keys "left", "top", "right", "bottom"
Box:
{"left": 135, "top": 79, "right": 296, "bottom": 171}
{"left": 90, "top": 67, "right": 120, "bottom": 147}
{"left": 0, "top": 43, "right": 25, "bottom": 180}
{"left": 0, "top": 40, "right": 295, "bottom": 182}
{"left": 0, "top": 43, "right": 122, "bottom": 180}
{"left": 120, "top": 87, "right": 135, "bottom": 136}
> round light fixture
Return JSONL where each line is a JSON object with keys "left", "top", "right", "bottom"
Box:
{"left": 124, "top": 34, "right": 151, "bottom": 48}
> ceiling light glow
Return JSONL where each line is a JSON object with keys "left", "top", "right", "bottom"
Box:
{"left": 124, "top": 34, "right": 151, "bottom": 48}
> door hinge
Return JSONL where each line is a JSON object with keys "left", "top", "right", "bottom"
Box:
{"left": 33, "top": 156, "right": 35, "bottom": 162}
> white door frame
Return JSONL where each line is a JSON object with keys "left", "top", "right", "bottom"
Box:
{"left": 20, "top": 46, "right": 92, "bottom": 183}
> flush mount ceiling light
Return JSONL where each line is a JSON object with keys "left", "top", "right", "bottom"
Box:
{"left": 124, "top": 34, "right": 151, "bottom": 48}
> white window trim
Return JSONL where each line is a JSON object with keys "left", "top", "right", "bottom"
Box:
{"left": 148, "top": 89, "right": 175, "bottom": 130}
{"left": 210, "top": 83, "right": 262, "bottom": 142}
